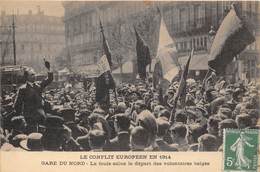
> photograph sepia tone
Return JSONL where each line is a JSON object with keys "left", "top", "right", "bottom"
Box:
{"left": 0, "top": 1, "right": 260, "bottom": 171}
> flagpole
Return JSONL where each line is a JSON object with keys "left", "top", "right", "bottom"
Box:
{"left": 169, "top": 48, "right": 193, "bottom": 123}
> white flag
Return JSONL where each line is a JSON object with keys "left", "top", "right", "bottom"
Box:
{"left": 156, "top": 17, "right": 179, "bottom": 82}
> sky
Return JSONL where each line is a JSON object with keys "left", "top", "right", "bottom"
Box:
{"left": 0, "top": 1, "right": 64, "bottom": 17}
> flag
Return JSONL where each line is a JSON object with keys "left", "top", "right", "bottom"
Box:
{"left": 208, "top": 3, "right": 255, "bottom": 74}
{"left": 95, "top": 55, "right": 115, "bottom": 104}
{"left": 173, "top": 49, "right": 194, "bottom": 109}
{"left": 100, "top": 19, "right": 112, "bottom": 67}
{"left": 134, "top": 26, "right": 151, "bottom": 80}
{"left": 154, "top": 15, "right": 179, "bottom": 86}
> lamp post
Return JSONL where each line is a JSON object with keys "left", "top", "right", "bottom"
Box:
{"left": 208, "top": 25, "right": 216, "bottom": 51}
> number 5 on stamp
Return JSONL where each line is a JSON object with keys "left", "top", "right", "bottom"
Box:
{"left": 223, "top": 129, "right": 259, "bottom": 172}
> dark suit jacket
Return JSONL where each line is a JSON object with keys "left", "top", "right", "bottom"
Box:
{"left": 65, "top": 123, "right": 88, "bottom": 140}
{"left": 14, "top": 72, "right": 53, "bottom": 117}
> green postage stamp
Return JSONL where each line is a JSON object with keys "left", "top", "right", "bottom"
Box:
{"left": 223, "top": 129, "right": 259, "bottom": 172}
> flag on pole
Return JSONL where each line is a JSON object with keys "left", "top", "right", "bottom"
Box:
{"left": 100, "top": 19, "right": 113, "bottom": 67}
{"left": 208, "top": 3, "right": 255, "bottom": 74}
{"left": 95, "top": 55, "right": 115, "bottom": 104}
{"left": 172, "top": 48, "right": 194, "bottom": 109}
{"left": 153, "top": 14, "right": 179, "bottom": 86}
{"left": 95, "top": 19, "right": 116, "bottom": 105}
{"left": 134, "top": 26, "right": 151, "bottom": 80}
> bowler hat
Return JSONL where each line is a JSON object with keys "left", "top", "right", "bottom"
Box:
{"left": 58, "top": 107, "right": 76, "bottom": 123}
{"left": 20, "top": 133, "right": 43, "bottom": 151}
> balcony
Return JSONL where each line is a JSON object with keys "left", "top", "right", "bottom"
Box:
{"left": 170, "top": 17, "right": 212, "bottom": 37}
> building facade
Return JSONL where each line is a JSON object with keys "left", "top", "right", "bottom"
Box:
{"left": 63, "top": 1, "right": 259, "bottom": 81}
{"left": 63, "top": 1, "right": 159, "bottom": 74}
{"left": 0, "top": 7, "right": 65, "bottom": 73}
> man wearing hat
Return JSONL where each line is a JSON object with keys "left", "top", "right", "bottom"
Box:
{"left": 58, "top": 107, "right": 88, "bottom": 139}
{"left": 14, "top": 59, "right": 53, "bottom": 133}
{"left": 169, "top": 123, "right": 189, "bottom": 151}
{"left": 41, "top": 115, "right": 81, "bottom": 151}
{"left": 155, "top": 118, "right": 178, "bottom": 151}
{"left": 104, "top": 113, "right": 131, "bottom": 151}
{"left": 20, "top": 133, "right": 43, "bottom": 151}
{"left": 7, "top": 116, "right": 28, "bottom": 142}
{"left": 198, "top": 134, "right": 218, "bottom": 151}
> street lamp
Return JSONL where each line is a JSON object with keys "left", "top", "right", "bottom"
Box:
{"left": 208, "top": 25, "right": 216, "bottom": 52}
{"left": 208, "top": 25, "right": 216, "bottom": 42}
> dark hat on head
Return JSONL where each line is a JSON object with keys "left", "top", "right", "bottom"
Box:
{"left": 58, "top": 107, "right": 76, "bottom": 123}
{"left": 170, "top": 123, "right": 188, "bottom": 138}
{"left": 174, "top": 110, "right": 188, "bottom": 124}
{"left": 45, "top": 115, "right": 64, "bottom": 129}
{"left": 248, "top": 109, "right": 260, "bottom": 119}
{"left": 218, "top": 107, "right": 232, "bottom": 118}
{"left": 113, "top": 113, "right": 130, "bottom": 131}
{"left": 198, "top": 134, "right": 218, "bottom": 151}
{"left": 78, "top": 109, "right": 92, "bottom": 119}
{"left": 195, "top": 105, "right": 208, "bottom": 117}
{"left": 158, "top": 109, "right": 171, "bottom": 120}
{"left": 20, "top": 133, "right": 43, "bottom": 151}
{"left": 219, "top": 119, "right": 238, "bottom": 129}
{"left": 11, "top": 116, "right": 26, "bottom": 128}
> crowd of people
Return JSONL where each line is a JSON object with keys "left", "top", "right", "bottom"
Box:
{"left": 1, "top": 62, "right": 260, "bottom": 152}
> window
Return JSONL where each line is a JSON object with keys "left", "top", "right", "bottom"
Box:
{"left": 179, "top": 8, "right": 185, "bottom": 31}
{"left": 184, "top": 41, "right": 187, "bottom": 50}
{"left": 204, "top": 37, "right": 207, "bottom": 48}
{"left": 193, "top": 38, "right": 196, "bottom": 50}
{"left": 21, "top": 44, "right": 25, "bottom": 51}
{"left": 194, "top": 5, "right": 199, "bottom": 26}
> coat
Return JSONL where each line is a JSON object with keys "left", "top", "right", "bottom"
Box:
{"left": 14, "top": 72, "right": 53, "bottom": 118}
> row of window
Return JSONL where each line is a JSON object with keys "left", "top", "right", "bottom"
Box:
{"left": 15, "top": 25, "right": 64, "bottom": 33}
{"left": 176, "top": 36, "right": 208, "bottom": 52}
{"left": 15, "top": 43, "right": 63, "bottom": 53}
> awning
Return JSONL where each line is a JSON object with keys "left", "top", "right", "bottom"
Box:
{"left": 112, "top": 53, "right": 208, "bottom": 74}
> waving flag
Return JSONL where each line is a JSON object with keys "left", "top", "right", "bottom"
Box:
{"left": 95, "top": 55, "right": 115, "bottom": 104}
{"left": 100, "top": 19, "right": 112, "bottom": 67}
{"left": 96, "top": 19, "right": 116, "bottom": 105}
{"left": 175, "top": 48, "right": 194, "bottom": 108}
{"left": 134, "top": 26, "right": 151, "bottom": 80}
{"left": 154, "top": 15, "right": 179, "bottom": 86}
{"left": 208, "top": 3, "right": 255, "bottom": 74}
